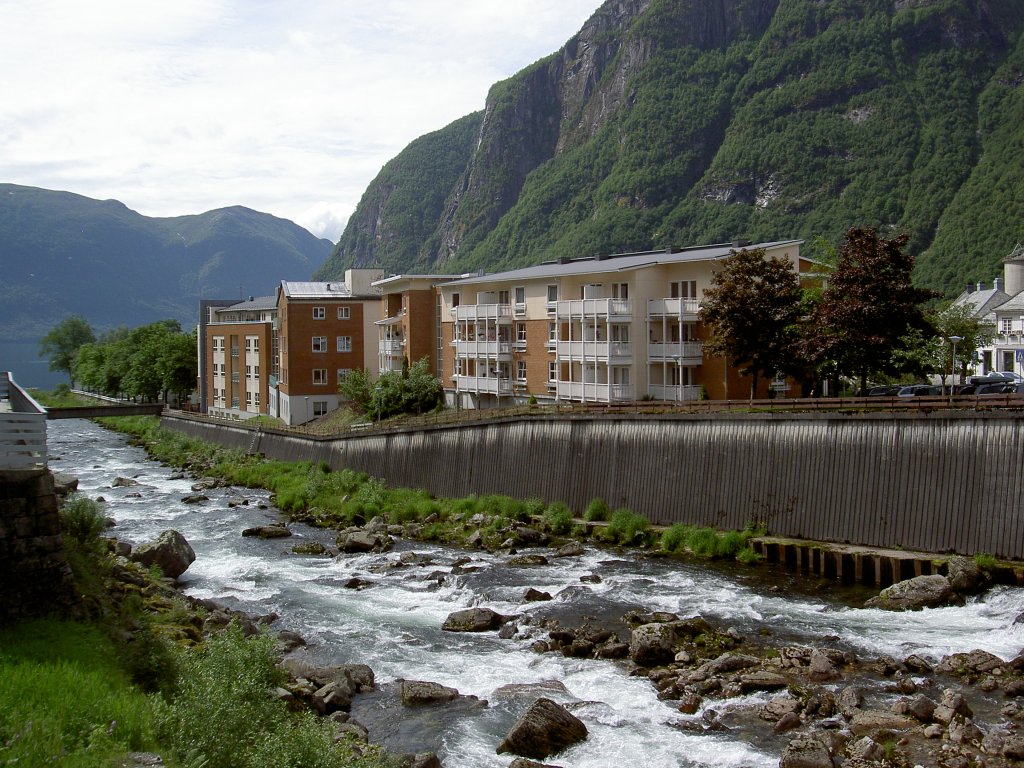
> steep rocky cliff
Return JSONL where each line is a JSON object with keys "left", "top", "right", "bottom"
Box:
{"left": 316, "top": 0, "right": 1024, "bottom": 295}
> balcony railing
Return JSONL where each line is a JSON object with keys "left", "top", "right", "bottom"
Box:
{"left": 647, "top": 341, "right": 703, "bottom": 362}
{"left": 555, "top": 298, "right": 631, "bottom": 319}
{"left": 378, "top": 339, "right": 405, "bottom": 353}
{"left": 555, "top": 380, "right": 633, "bottom": 403}
{"left": 452, "top": 375, "right": 513, "bottom": 394}
{"left": 451, "top": 304, "right": 514, "bottom": 322}
{"left": 648, "top": 298, "right": 700, "bottom": 318}
{"left": 453, "top": 340, "right": 513, "bottom": 358}
{"left": 647, "top": 384, "right": 703, "bottom": 402}
{"left": 554, "top": 340, "right": 632, "bottom": 360}
{"left": 0, "top": 372, "right": 47, "bottom": 469}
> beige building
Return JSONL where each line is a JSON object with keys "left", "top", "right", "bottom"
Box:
{"left": 200, "top": 296, "right": 276, "bottom": 420}
{"left": 436, "top": 240, "right": 806, "bottom": 408}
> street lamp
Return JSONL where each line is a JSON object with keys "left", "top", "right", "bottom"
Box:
{"left": 949, "top": 335, "right": 963, "bottom": 402}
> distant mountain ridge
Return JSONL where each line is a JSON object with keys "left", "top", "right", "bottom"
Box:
{"left": 0, "top": 184, "right": 332, "bottom": 340}
{"left": 315, "top": 0, "right": 1024, "bottom": 297}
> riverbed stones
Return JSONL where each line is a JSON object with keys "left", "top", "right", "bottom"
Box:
{"left": 242, "top": 524, "right": 291, "bottom": 539}
{"left": 336, "top": 529, "right": 392, "bottom": 553}
{"left": 442, "top": 607, "right": 507, "bottom": 632}
{"left": 112, "top": 476, "right": 139, "bottom": 487}
{"left": 779, "top": 735, "right": 832, "bottom": 768}
{"left": 864, "top": 574, "right": 955, "bottom": 611}
{"left": 496, "top": 697, "right": 588, "bottom": 759}
{"left": 629, "top": 622, "right": 677, "bottom": 666}
{"left": 936, "top": 648, "right": 1004, "bottom": 677}
{"left": 130, "top": 529, "right": 195, "bottom": 578}
{"left": 848, "top": 709, "right": 915, "bottom": 737}
{"left": 398, "top": 680, "right": 461, "bottom": 706}
{"left": 508, "top": 554, "right": 549, "bottom": 567}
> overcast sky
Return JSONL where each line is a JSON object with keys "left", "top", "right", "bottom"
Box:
{"left": 0, "top": 1, "right": 599, "bottom": 241}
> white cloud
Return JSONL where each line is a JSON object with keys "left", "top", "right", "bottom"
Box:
{"left": 0, "top": 0, "right": 598, "bottom": 242}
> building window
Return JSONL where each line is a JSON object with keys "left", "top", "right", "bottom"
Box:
{"left": 454, "top": 359, "right": 463, "bottom": 376}
{"left": 514, "top": 286, "right": 526, "bottom": 310}
{"left": 253, "top": 365, "right": 259, "bottom": 379}
{"left": 337, "top": 306, "right": 351, "bottom": 320}
{"left": 451, "top": 292, "right": 460, "bottom": 307}
{"left": 1001, "top": 317, "right": 1013, "bottom": 334}
{"left": 337, "top": 368, "right": 352, "bottom": 385}
{"left": 516, "top": 322, "right": 527, "bottom": 344}
{"left": 231, "top": 371, "right": 240, "bottom": 383}
{"left": 547, "top": 284, "right": 558, "bottom": 311}
{"left": 231, "top": 397, "right": 240, "bottom": 408}
{"left": 499, "top": 289, "right": 510, "bottom": 305}
{"left": 312, "top": 401, "right": 328, "bottom": 417}
{"left": 245, "top": 365, "right": 252, "bottom": 379}
{"left": 337, "top": 335, "right": 352, "bottom": 353}
{"left": 671, "top": 280, "right": 698, "bottom": 299}
{"left": 244, "top": 338, "right": 252, "bottom": 351}
{"left": 313, "top": 306, "right": 325, "bottom": 319}
{"left": 548, "top": 322, "right": 557, "bottom": 343}
{"left": 254, "top": 392, "right": 260, "bottom": 407}
{"left": 612, "top": 282, "right": 628, "bottom": 300}
{"left": 548, "top": 361, "right": 558, "bottom": 381}
{"left": 312, "top": 336, "right": 327, "bottom": 352}
{"left": 251, "top": 338, "right": 259, "bottom": 352}
{"left": 516, "top": 360, "right": 526, "bottom": 382}
{"left": 246, "top": 392, "right": 253, "bottom": 406}
{"left": 313, "top": 369, "right": 328, "bottom": 385}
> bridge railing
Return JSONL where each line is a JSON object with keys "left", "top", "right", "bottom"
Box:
{"left": 0, "top": 372, "right": 47, "bottom": 470}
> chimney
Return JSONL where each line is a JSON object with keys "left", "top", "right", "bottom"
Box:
{"left": 732, "top": 238, "right": 751, "bottom": 248}
{"left": 966, "top": 282, "right": 974, "bottom": 294}
{"left": 977, "top": 281, "right": 985, "bottom": 292}
{"left": 995, "top": 277, "right": 1004, "bottom": 292}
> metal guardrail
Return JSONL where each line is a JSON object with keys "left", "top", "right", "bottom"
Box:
{"left": 0, "top": 372, "right": 47, "bottom": 469}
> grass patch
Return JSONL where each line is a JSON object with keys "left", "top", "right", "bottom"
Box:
{"left": 542, "top": 502, "right": 574, "bottom": 535}
{"left": 604, "top": 508, "right": 650, "bottom": 545}
{"left": 584, "top": 497, "right": 611, "bottom": 522}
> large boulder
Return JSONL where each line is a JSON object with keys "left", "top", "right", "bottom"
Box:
{"left": 442, "top": 607, "right": 507, "bottom": 632}
{"left": 496, "top": 698, "right": 588, "bottom": 759}
{"left": 946, "top": 556, "right": 986, "bottom": 594}
{"left": 131, "top": 529, "right": 195, "bottom": 578}
{"left": 629, "top": 623, "right": 677, "bottom": 666}
{"left": 399, "top": 680, "right": 461, "bottom": 706}
{"left": 336, "top": 530, "right": 392, "bottom": 553}
{"left": 864, "top": 575, "right": 956, "bottom": 611}
{"left": 779, "top": 735, "right": 832, "bottom": 768}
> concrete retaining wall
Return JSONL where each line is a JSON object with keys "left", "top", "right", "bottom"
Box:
{"left": 161, "top": 412, "right": 1024, "bottom": 560}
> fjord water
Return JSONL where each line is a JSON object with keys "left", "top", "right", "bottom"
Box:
{"left": 48, "top": 419, "right": 1024, "bottom": 767}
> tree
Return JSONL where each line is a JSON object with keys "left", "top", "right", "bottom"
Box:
{"left": 801, "top": 228, "right": 937, "bottom": 393}
{"left": 932, "top": 302, "right": 996, "bottom": 384}
{"left": 699, "top": 247, "right": 806, "bottom": 398}
{"left": 38, "top": 315, "right": 95, "bottom": 387}
{"left": 340, "top": 358, "right": 442, "bottom": 420}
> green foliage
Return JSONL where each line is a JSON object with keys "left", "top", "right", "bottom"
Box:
{"left": 74, "top": 320, "right": 198, "bottom": 402}
{"left": 604, "top": 508, "right": 650, "bottom": 545}
{"left": 541, "top": 502, "right": 573, "bottom": 535}
{"left": 153, "top": 626, "right": 383, "bottom": 768}
{"left": 584, "top": 497, "right": 611, "bottom": 522}
{"left": 686, "top": 527, "right": 720, "bottom": 557}
{"left": 699, "top": 247, "right": 806, "bottom": 396}
{"left": 0, "top": 620, "right": 157, "bottom": 767}
{"left": 660, "top": 523, "right": 693, "bottom": 553}
{"left": 736, "top": 546, "right": 763, "bottom": 565}
{"left": 974, "top": 552, "right": 998, "bottom": 570}
{"left": 38, "top": 314, "right": 95, "bottom": 385}
{"left": 343, "top": 358, "right": 443, "bottom": 421}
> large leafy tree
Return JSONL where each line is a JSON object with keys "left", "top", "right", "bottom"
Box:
{"left": 699, "top": 247, "right": 805, "bottom": 398}
{"left": 802, "top": 227, "right": 937, "bottom": 392}
{"left": 38, "top": 315, "right": 95, "bottom": 387}
{"left": 340, "top": 358, "right": 442, "bottom": 420}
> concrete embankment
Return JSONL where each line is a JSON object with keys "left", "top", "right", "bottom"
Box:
{"left": 161, "top": 410, "right": 1024, "bottom": 561}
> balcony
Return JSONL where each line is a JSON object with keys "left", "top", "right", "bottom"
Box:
{"left": 453, "top": 340, "right": 513, "bottom": 359}
{"left": 452, "top": 375, "right": 514, "bottom": 394}
{"left": 555, "top": 298, "right": 631, "bottom": 320}
{"left": 379, "top": 339, "right": 405, "bottom": 354}
{"left": 451, "top": 304, "right": 513, "bottom": 322}
{"left": 0, "top": 371, "right": 47, "bottom": 469}
{"left": 555, "top": 380, "right": 633, "bottom": 403}
{"left": 648, "top": 298, "right": 700, "bottom": 319}
{"left": 647, "top": 384, "right": 702, "bottom": 402}
{"left": 555, "top": 340, "right": 632, "bottom": 361}
{"left": 647, "top": 341, "right": 703, "bottom": 363}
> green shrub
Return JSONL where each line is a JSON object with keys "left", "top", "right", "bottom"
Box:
{"left": 60, "top": 494, "right": 108, "bottom": 550}
{"left": 605, "top": 508, "right": 649, "bottom": 545}
{"left": 660, "top": 524, "right": 693, "bottom": 553}
{"left": 974, "top": 552, "right": 998, "bottom": 570}
{"left": 542, "top": 502, "right": 573, "bottom": 535}
{"left": 715, "top": 530, "right": 748, "bottom": 558}
{"left": 584, "top": 498, "right": 611, "bottom": 522}
{"left": 686, "top": 527, "right": 719, "bottom": 557}
{"left": 736, "top": 546, "right": 763, "bottom": 565}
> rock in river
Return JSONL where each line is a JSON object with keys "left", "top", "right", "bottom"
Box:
{"left": 130, "top": 529, "right": 196, "bottom": 579}
{"left": 496, "top": 697, "right": 588, "bottom": 759}
{"left": 864, "top": 574, "right": 956, "bottom": 611}
{"left": 442, "top": 607, "right": 507, "bottom": 632}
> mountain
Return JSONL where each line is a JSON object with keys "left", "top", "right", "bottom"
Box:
{"left": 315, "top": 0, "right": 1024, "bottom": 298}
{"left": 0, "top": 184, "right": 332, "bottom": 340}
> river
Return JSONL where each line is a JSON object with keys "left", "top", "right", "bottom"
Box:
{"left": 47, "top": 418, "right": 1024, "bottom": 767}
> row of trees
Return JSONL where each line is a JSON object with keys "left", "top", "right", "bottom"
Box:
{"left": 39, "top": 315, "right": 197, "bottom": 402}
{"left": 700, "top": 227, "right": 994, "bottom": 397}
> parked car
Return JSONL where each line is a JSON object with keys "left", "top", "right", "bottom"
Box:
{"left": 953, "top": 384, "right": 976, "bottom": 395}
{"left": 866, "top": 385, "right": 901, "bottom": 396}
{"left": 975, "top": 383, "right": 1012, "bottom": 394}
{"left": 897, "top": 384, "right": 934, "bottom": 396}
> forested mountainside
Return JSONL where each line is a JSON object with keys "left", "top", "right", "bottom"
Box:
{"left": 0, "top": 184, "right": 331, "bottom": 340}
{"left": 315, "top": 0, "right": 1024, "bottom": 298}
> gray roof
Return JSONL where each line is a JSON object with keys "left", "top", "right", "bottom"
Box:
{"left": 995, "top": 292, "right": 1024, "bottom": 313}
{"left": 952, "top": 288, "right": 1010, "bottom": 318}
{"left": 279, "top": 280, "right": 379, "bottom": 299}
{"left": 443, "top": 240, "right": 804, "bottom": 287}
{"left": 220, "top": 295, "right": 277, "bottom": 312}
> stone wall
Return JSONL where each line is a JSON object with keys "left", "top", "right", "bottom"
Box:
{"left": 0, "top": 469, "right": 80, "bottom": 624}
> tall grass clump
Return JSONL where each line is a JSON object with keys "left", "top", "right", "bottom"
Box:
{"left": 153, "top": 626, "right": 385, "bottom": 768}
{"left": 0, "top": 620, "right": 157, "bottom": 767}
{"left": 584, "top": 497, "right": 611, "bottom": 522}
{"left": 541, "top": 502, "right": 573, "bottom": 535}
{"left": 660, "top": 523, "right": 694, "bottom": 554}
{"left": 604, "top": 508, "right": 649, "bottom": 545}
{"left": 686, "top": 527, "right": 720, "bottom": 557}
